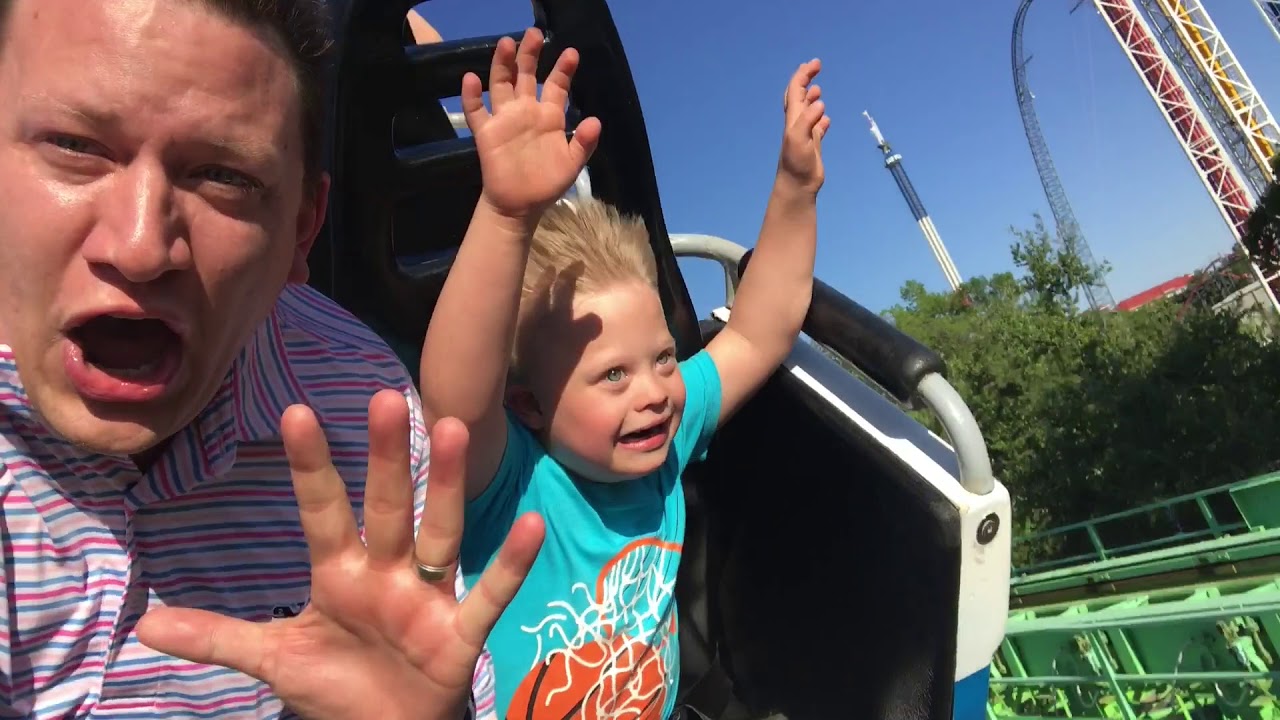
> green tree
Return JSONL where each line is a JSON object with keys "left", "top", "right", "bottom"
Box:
{"left": 1008, "top": 214, "right": 1111, "bottom": 315}
{"left": 1242, "top": 154, "right": 1280, "bottom": 276}
{"left": 879, "top": 218, "right": 1280, "bottom": 554}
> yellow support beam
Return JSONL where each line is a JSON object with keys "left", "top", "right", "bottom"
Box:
{"left": 1154, "top": 0, "right": 1279, "bottom": 177}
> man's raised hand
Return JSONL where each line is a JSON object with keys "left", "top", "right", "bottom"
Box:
{"left": 463, "top": 27, "right": 601, "bottom": 227}
{"left": 136, "top": 392, "right": 546, "bottom": 720}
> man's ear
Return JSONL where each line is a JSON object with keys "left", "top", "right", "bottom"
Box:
{"left": 288, "top": 172, "right": 332, "bottom": 285}
{"left": 504, "top": 384, "right": 546, "bottom": 431}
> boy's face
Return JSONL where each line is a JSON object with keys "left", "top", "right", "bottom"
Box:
{"left": 516, "top": 281, "right": 686, "bottom": 482}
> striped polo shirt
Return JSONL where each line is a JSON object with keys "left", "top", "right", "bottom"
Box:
{"left": 0, "top": 283, "right": 496, "bottom": 719}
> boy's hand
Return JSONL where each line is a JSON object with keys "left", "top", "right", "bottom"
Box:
{"left": 777, "top": 59, "right": 831, "bottom": 195}
{"left": 462, "top": 28, "right": 602, "bottom": 229}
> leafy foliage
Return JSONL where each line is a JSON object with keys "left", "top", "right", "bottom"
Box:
{"left": 1242, "top": 154, "right": 1280, "bottom": 277}
{"left": 878, "top": 218, "right": 1280, "bottom": 535}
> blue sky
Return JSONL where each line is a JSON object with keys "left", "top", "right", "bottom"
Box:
{"left": 412, "top": 0, "right": 1280, "bottom": 316}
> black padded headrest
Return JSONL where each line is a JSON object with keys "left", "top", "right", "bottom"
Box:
{"left": 310, "top": 0, "right": 703, "bottom": 358}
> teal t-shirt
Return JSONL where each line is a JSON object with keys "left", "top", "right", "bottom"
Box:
{"left": 461, "top": 349, "right": 722, "bottom": 720}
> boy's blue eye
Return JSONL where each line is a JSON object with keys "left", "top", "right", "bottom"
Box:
{"left": 657, "top": 350, "right": 673, "bottom": 365}
{"left": 605, "top": 368, "right": 624, "bottom": 382}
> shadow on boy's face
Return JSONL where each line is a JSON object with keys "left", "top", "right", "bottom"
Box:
{"left": 524, "top": 265, "right": 602, "bottom": 411}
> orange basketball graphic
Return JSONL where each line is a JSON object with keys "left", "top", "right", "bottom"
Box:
{"left": 506, "top": 633, "right": 668, "bottom": 720}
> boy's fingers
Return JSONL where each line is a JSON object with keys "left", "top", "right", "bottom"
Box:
{"left": 460, "top": 73, "right": 489, "bottom": 132}
{"left": 802, "top": 58, "right": 822, "bottom": 80}
{"left": 815, "top": 115, "right": 832, "bottom": 141}
{"left": 514, "top": 27, "right": 543, "bottom": 99}
{"left": 489, "top": 35, "right": 517, "bottom": 106}
{"left": 785, "top": 60, "right": 820, "bottom": 118}
{"left": 568, "top": 116, "right": 602, "bottom": 170}
{"left": 541, "top": 48, "right": 579, "bottom": 111}
{"left": 799, "top": 100, "right": 827, "bottom": 133}
{"left": 784, "top": 77, "right": 803, "bottom": 117}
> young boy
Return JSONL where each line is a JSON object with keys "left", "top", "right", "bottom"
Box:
{"left": 420, "top": 28, "right": 831, "bottom": 719}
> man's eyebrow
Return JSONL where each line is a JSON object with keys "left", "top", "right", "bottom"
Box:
{"left": 20, "top": 93, "right": 122, "bottom": 127}
{"left": 191, "top": 136, "right": 282, "bottom": 169}
{"left": 20, "top": 93, "right": 281, "bottom": 167}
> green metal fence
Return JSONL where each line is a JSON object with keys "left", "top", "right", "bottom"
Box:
{"left": 992, "top": 474, "right": 1280, "bottom": 719}
{"left": 1011, "top": 475, "right": 1280, "bottom": 609}
{"left": 1013, "top": 474, "right": 1280, "bottom": 577}
{"left": 990, "top": 578, "right": 1280, "bottom": 719}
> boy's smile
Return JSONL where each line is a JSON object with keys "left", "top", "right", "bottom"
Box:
{"left": 513, "top": 280, "right": 686, "bottom": 482}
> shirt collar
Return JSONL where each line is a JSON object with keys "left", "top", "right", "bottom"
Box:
{"left": 0, "top": 304, "right": 304, "bottom": 501}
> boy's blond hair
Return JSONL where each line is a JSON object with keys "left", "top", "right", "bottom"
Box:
{"left": 512, "top": 196, "right": 658, "bottom": 373}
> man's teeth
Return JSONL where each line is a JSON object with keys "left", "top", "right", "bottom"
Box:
{"left": 90, "top": 359, "right": 161, "bottom": 378}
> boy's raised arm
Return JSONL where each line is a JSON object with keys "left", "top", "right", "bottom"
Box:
{"left": 419, "top": 28, "right": 600, "bottom": 499}
{"left": 707, "top": 59, "right": 832, "bottom": 427}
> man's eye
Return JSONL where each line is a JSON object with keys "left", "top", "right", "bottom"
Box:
{"left": 656, "top": 350, "right": 673, "bottom": 365}
{"left": 47, "top": 135, "right": 100, "bottom": 155}
{"left": 199, "top": 166, "right": 258, "bottom": 190}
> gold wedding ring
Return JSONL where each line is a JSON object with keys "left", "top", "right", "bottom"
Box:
{"left": 414, "top": 557, "right": 451, "bottom": 583}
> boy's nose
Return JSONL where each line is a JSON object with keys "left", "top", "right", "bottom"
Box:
{"left": 633, "top": 375, "right": 669, "bottom": 411}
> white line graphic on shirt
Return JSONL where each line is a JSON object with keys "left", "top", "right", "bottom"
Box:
{"left": 508, "top": 538, "right": 681, "bottom": 720}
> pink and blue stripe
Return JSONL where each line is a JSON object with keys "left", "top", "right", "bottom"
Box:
{"left": 0, "top": 283, "right": 496, "bottom": 719}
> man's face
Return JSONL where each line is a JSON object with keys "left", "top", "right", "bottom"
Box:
{"left": 0, "top": 0, "right": 328, "bottom": 455}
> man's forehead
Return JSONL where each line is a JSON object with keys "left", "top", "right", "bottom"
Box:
{"left": 9, "top": 0, "right": 186, "bottom": 44}
{"left": 5, "top": 0, "right": 293, "bottom": 89}
{"left": 2, "top": 0, "right": 300, "bottom": 155}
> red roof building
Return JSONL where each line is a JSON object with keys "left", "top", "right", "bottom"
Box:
{"left": 1114, "top": 275, "right": 1195, "bottom": 311}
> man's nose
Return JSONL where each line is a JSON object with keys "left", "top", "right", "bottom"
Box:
{"left": 82, "top": 161, "right": 192, "bottom": 283}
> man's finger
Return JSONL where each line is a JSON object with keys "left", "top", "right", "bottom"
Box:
{"left": 488, "top": 35, "right": 517, "bottom": 106}
{"left": 281, "top": 404, "right": 360, "bottom": 564}
{"left": 456, "top": 511, "right": 545, "bottom": 647}
{"left": 136, "top": 607, "right": 273, "bottom": 681}
{"left": 363, "top": 390, "right": 415, "bottom": 567}
{"left": 513, "top": 27, "right": 543, "bottom": 99}
{"left": 413, "top": 417, "right": 469, "bottom": 580}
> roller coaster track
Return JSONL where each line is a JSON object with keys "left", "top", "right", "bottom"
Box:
{"left": 1125, "top": 0, "right": 1269, "bottom": 199}
{"left": 1012, "top": 0, "right": 1115, "bottom": 310}
{"left": 1253, "top": 0, "right": 1280, "bottom": 44}
{"left": 1088, "top": 0, "right": 1280, "bottom": 319}
{"left": 1153, "top": 0, "right": 1277, "bottom": 187}
{"left": 993, "top": 475, "right": 1280, "bottom": 720}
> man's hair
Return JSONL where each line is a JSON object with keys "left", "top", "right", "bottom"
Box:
{"left": 513, "top": 196, "right": 659, "bottom": 373}
{"left": 0, "top": 0, "right": 333, "bottom": 182}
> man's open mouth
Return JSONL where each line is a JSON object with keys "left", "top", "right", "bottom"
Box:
{"left": 64, "top": 315, "right": 184, "bottom": 402}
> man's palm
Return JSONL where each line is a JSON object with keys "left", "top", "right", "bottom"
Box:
{"left": 137, "top": 396, "right": 545, "bottom": 720}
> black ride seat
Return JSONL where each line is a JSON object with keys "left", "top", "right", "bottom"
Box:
{"left": 310, "top": 2, "right": 1011, "bottom": 720}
